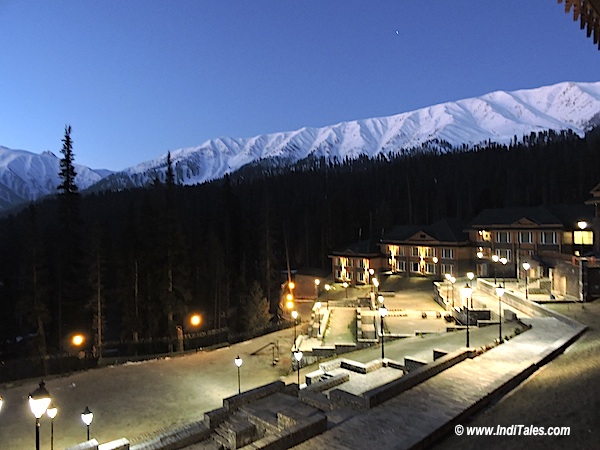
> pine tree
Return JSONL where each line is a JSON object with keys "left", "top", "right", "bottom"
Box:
{"left": 57, "top": 125, "right": 78, "bottom": 197}
{"left": 55, "top": 124, "right": 87, "bottom": 351}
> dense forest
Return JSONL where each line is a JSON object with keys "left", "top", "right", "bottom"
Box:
{"left": 0, "top": 127, "right": 599, "bottom": 364}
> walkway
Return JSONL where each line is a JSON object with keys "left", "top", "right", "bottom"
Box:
{"left": 294, "top": 316, "right": 586, "bottom": 449}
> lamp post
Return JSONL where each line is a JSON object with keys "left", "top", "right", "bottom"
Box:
{"left": 29, "top": 381, "right": 51, "bottom": 450}
{"left": 234, "top": 355, "right": 243, "bottom": 394}
{"left": 464, "top": 284, "right": 472, "bottom": 347}
{"left": 492, "top": 254, "right": 499, "bottom": 285}
{"left": 496, "top": 286, "right": 505, "bottom": 344}
{"left": 324, "top": 284, "right": 331, "bottom": 309}
{"left": 47, "top": 403, "right": 58, "bottom": 450}
{"left": 291, "top": 310, "right": 298, "bottom": 345}
{"left": 467, "top": 272, "right": 474, "bottom": 308}
{"left": 500, "top": 257, "right": 507, "bottom": 287}
{"left": 373, "top": 277, "right": 379, "bottom": 298}
{"left": 315, "top": 302, "right": 321, "bottom": 335}
{"left": 343, "top": 281, "right": 349, "bottom": 299}
{"left": 522, "top": 262, "right": 530, "bottom": 300}
{"left": 379, "top": 304, "right": 387, "bottom": 360}
{"left": 293, "top": 349, "right": 303, "bottom": 389}
{"left": 314, "top": 278, "right": 320, "bottom": 300}
{"left": 450, "top": 276, "right": 456, "bottom": 308}
{"left": 81, "top": 406, "right": 93, "bottom": 441}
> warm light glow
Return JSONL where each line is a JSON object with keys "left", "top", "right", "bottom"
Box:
{"left": 342, "top": 282, "right": 349, "bottom": 289}
{"left": 464, "top": 284, "right": 473, "bottom": 298}
{"left": 500, "top": 257, "right": 507, "bottom": 265}
{"left": 467, "top": 272, "right": 474, "bottom": 281}
{"left": 445, "top": 273, "right": 451, "bottom": 281}
{"left": 377, "top": 295, "right": 384, "bottom": 304}
{"left": 234, "top": 355, "right": 243, "bottom": 367}
{"left": 47, "top": 404, "right": 58, "bottom": 419}
{"left": 433, "top": 257, "right": 438, "bottom": 264}
{"left": 373, "top": 278, "right": 379, "bottom": 287}
{"left": 496, "top": 286, "right": 505, "bottom": 298}
{"left": 492, "top": 254, "right": 499, "bottom": 263}
{"left": 314, "top": 278, "right": 320, "bottom": 286}
{"left": 286, "top": 299, "right": 294, "bottom": 310}
{"left": 324, "top": 284, "right": 331, "bottom": 291}
{"left": 522, "top": 262, "right": 530, "bottom": 271}
{"left": 315, "top": 301, "right": 321, "bottom": 310}
{"left": 72, "top": 334, "right": 85, "bottom": 347}
{"left": 29, "top": 382, "right": 51, "bottom": 419}
{"left": 288, "top": 281, "right": 295, "bottom": 290}
{"left": 81, "top": 406, "right": 93, "bottom": 426}
{"left": 578, "top": 220, "right": 588, "bottom": 230}
{"left": 294, "top": 350, "right": 303, "bottom": 362}
{"left": 379, "top": 305, "right": 388, "bottom": 317}
{"left": 450, "top": 276, "right": 456, "bottom": 284}
{"left": 291, "top": 310, "right": 298, "bottom": 320}
{"left": 369, "top": 268, "right": 374, "bottom": 276}
{"left": 190, "top": 314, "right": 201, "bottom": 327}
{"left": 477, "top": 251, "right": 483, "bottom": 259}
{"left": 0, "top": 396, "right": 3, "bottom": 413}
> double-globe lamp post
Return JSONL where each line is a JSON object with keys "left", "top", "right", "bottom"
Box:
{"left": 235, "top": 355, "right": 243, "bottom": 394}
{"left": 29, "top": 381, "right": 51, "bottom": 450}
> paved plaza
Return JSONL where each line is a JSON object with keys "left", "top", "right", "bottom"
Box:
{"left": 0, "top": 275, "right": 596, "bottom": 449}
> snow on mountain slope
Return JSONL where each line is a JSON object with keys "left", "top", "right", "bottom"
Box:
{"left": 92, "top": 80, "right": 600, "bottom": 191}
{"left": 0, "top": 146, "right": 110, "bottom": 211}
{"left": 2, "top": 80, "right": 600, "bottom": 211}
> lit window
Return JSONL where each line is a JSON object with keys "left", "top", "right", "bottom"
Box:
{"left": 574, "top": 230, "right": 593, "bottom": 245}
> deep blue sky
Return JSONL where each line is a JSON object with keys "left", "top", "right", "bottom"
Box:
{"left": 1, "top": 1, "right": 599, "bottom": 170}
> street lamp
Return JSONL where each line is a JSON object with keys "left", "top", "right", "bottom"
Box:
{"left": 314, "top": 278, "right": 320, "bottom": 299}
{"left": 29, "top": 381, "right": 51, "bottom": 450}
{"left": 47, "top": 403, "right": 58, "bottom": 450}
{"left": 467, "top": 272, "right": 474, "bottom": 308}
{"left": 342, "top": 282, "right": 349, "bottom": 299}
{"left": 379, "top": 304, "right": 387, "bottom": 360}
{"left": 293, "top": 349, "right": 303, "bottom": 388}
{"left": 492, "top": 254, "right": 499, "bottom": 285}
{"left": 315, "top": 302, "right": 321, "bottom": 335}
{"left": 450, "top": 276, "right": 456, "bottom": 308}
{"left": 324, "top": 284, "right": 331, "bottom": 309}
{"left": 291, "top": 310, "right": 298, "bottom": 345}
{"left": 81, "top": 406, "right": 93, "bottom": 441}
{"left": 500, "top": 257, "right": 507, "bottom": 287}
{"left": 495, "top": 286, "right": 505, "bottom": 344}
{"left": 522, "top": 262, "right": 530, "bottom": 300}
{"left": 464, "top": 284, "right": 472, "bottom": 347}
{"left": 234, "top": 355, "right": 243, "bottom": 394}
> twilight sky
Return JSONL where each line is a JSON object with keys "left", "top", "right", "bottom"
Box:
{"left": 1, "top": 0, "right": 599, "bottom": 170}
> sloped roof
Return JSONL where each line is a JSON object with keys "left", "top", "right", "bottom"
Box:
{"left": 330, "top": 238, "right": 382, "bottom": 257}
{"left": 380, "top": 218, "right": 469, "bottom": 244}
{"left": 469, "top": 204, "right": 594, "bottom": 229}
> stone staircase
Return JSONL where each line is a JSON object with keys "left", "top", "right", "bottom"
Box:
{"left": 211, "top": 411, "right": 258, "bottom": 449}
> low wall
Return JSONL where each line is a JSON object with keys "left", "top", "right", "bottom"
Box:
{"left": 241, "top": 412, "right": 327, "bottom": 450}
{"left": 477, "top": 279, "right": 585, "bottom": 328}
{"left": 224, "top": 381, "right": 285, "bottom": 411}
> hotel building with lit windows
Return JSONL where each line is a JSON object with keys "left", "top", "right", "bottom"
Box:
{"left": 329, "top": 199, "right": 598, "bottom": 301}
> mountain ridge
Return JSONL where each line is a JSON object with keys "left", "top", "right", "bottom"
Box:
{"left": 2, "top": 80, "right": 600, "bottom": 211}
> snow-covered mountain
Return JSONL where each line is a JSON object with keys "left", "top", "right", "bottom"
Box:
{"left": 2, "top": 80, "right": 600, "bottom": 211}
{"left": 91, "top": 80, "right": 600, "bottom": 191}
{"left": 0, "top": 146, "right": 111, "bottom": 211}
